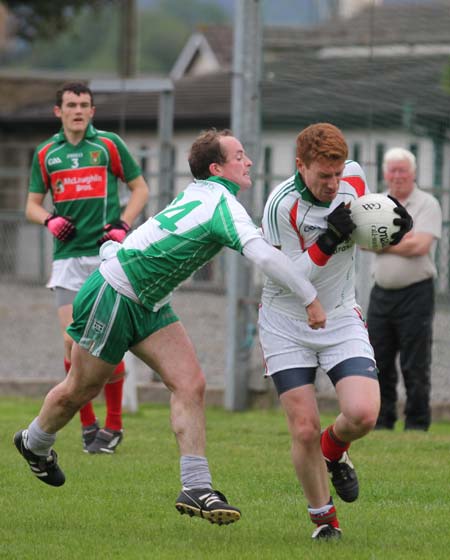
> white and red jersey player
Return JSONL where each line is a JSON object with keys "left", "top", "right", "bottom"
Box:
{"left": 261, "top": 160, "right": 369, "bottom": 321}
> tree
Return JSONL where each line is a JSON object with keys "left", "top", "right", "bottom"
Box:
{"left": 2, "top": 0, "right": 112, "bottom": 42}
{"left": 1, "top": 0, "right": 231, "bottom": 74}
{"left": 3, "top": 6, "right": 119, "bottom": 72}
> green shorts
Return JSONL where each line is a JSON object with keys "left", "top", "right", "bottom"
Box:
{"left": 67, "top": 269, "right": 179, "bottom": 364}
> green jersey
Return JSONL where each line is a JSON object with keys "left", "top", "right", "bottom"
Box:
{"left": 29, "top": 123, "right": 142, "bottom": 260}
{"left": 107, "top": 177, "right": 262, "bottom": 311}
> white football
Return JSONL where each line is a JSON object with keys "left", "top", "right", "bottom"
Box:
{"left": 350, "top": 193, "right": 400, "bottom": 250}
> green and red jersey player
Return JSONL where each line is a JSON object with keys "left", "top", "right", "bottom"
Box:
{"left": 25, "top": 82, "right": 149, "bottom": 453}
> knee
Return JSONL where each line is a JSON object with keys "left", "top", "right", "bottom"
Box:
{"left": 173, "top": 369, "right": 206, "bottom": 400}
{"left": 190, "top": 371, "right": 206, "bottom": 398}
{"left": 81, "top": 382, "right": 103, "bottom": 403}
{"left": 50, "top": 381, "right": 87, "bottom": 412}
{"left": 290, "top": 417, "right": 321, "bottom": 448}
{"left": 64, "top": 372, "right": 104, "bottom": 405}
{"left": 359, "top": 413, "right": 378, "bottom": 433}
{"left": 348, "top": 406, "right": 379, "bottom": 433}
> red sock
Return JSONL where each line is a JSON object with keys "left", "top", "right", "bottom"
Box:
{"left": 104, "top": 363, "right": 125, "bottom": 431}
{"left": 79, "top": 402, "right": 97, "bottom": 427}
{"left": 308, "top": 498, "right": 340, "bottom": 528}
{"left": 321, "top": 425, "right": 350, "bottom": 462}
{"left": 64, "top": 359, "right": 97, "bottom": 427}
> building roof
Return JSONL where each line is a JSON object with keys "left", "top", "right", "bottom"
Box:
{"left": 0, "top": 71, "right": 231, "bottom": 129}
{"left": 0, "top": 73, "right": 61, "bottom": 113}
{"left": 331, "top": 1, "right": 450, "bottom": 46}
{"left": 171, "top": 2, "right": 450, "bottom": 79}
{"left": 198, "top": 25, "right": 233, "bottom": 67}
{"left": 261, "top": 53, "right": 450, "bottom": 130}
{"left": 1, "top": 3, "right": 449, "bottom": 136}
{"left": 5, "top": 51, "right": 449, "bottom": 135}
{"left": 265, "top": 2, "right": 450, "bottom": 51}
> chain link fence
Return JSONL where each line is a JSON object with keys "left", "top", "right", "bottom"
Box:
{"left": 1, "top": 208, "right": 449, "bottom": 413}
{"left": 2, "top": 0, "right": 450, "bottom": 413}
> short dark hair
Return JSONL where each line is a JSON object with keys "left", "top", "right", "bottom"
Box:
{"left": 296, "top": 123, "right": 348, "bottom": 167}
{"left": 188, "top": 128, "right": 233, "bottom": 179}
{"left": 56, "top": 81, "right": 94, "bottom": 107}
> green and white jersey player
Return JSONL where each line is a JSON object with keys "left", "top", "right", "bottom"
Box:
{"left": 99, "top": 176, "right": 267, "bottom": 313}
{"left": 15, "top": 129, "right": 325, "bottom": 524}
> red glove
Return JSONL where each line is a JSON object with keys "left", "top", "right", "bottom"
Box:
{"left": 44, "top": 214, "right": 76, "bottom": 241}
{"left": 97, "top": 220, "right": 130, "bottom": 245}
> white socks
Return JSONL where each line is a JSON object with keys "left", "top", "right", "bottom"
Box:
{"left": 25, "top": 417, "right": 56, "bottom": 457}
{"left": 180, "top": 455, "right": 212, "bottom": 490}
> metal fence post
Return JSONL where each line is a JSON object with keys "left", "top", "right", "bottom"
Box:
{"left": 224, "top": 0, "right": 263, "bottom": 411}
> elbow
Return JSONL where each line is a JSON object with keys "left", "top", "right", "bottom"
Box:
{"left": 24, "top": 205, "right": 33, "bottom": 221}
{"left": 416, "top": 248, "right": 431, "bottom": 257}
{"left": 408, "top": 243, "right": 432, "bottom": 257}
{"left": 257, "top": 251, "right": 273, "bottom": 271}
{"left": 141, "top": 187, "right": 150, "bottom": 209}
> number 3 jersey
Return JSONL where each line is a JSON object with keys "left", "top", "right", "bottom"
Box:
{"left": 261, "top": 160, "right": 369, "bottom": 321}
{"left": 101, "top": 176, "right": 262, "bottom": 311}
{"left": 29, "top": 124, "right": 142, "bottom": 260}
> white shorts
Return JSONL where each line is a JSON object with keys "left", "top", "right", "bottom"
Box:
{"left": 258, "top": 304, "right": 375, "bottom": 377}
{"left": 47, "top": 256, "right": 101, "bottom": 292}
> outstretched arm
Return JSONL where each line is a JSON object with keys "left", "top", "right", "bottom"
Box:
{"left": 243, "top": 237, "right": 326, "bottom": 329}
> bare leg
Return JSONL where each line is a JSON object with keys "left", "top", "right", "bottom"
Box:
{"left": 333, "top": 377, "right": 380, "bottom": 442}
{"left": 131, "top": 321, "right": 241, "bottom": 524}
{"left": 131, "top": 321, "right": 206, "bottom": 456}
{"left": 280, "top": 385, "right": 330, "bottom": 508}
{"left": 37, "top": 343, "right": 116, "bottom": 433}
{"left": 57, "top": 303, "right": 74, "bottom": 362}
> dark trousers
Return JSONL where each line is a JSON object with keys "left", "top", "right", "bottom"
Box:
{"left": 367, "top": 278, "right": 434, "bottom": 430}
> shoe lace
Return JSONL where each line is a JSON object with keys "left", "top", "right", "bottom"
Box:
{"left": 334, "top": 461, "right": 355, "bottom": 482}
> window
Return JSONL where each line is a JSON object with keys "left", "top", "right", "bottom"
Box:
{"left": 376, "top": 143, "right": 385, "bottom": 187}
{"left": 263, "top": 146, "right": 272, "bottom": 204}
{"left": 352, "top": 143, "right": 361, "bottom": 163}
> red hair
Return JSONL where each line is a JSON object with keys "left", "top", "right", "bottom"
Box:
{"left": 296, "top": 123, "right": 348, "bottom": 167}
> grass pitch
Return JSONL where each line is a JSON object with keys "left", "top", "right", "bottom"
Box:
{"left": 1, "top": 398, "right": 449, "bottom": 559}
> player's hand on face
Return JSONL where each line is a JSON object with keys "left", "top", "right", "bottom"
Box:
{"left": 97, "top": 220, "right": 130, "bottom": 246}
{"left": 306, "top": 298, "right": 326, "bottom": 329}
{"left": 45, "top": 214, "right": 76, "bottom": 241}
{"left": 387, "top": 195, "right": 413, "bottom": 245}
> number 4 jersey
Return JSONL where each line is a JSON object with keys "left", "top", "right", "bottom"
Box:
{"left": 101, "top": 176, "right": 262, "bottom": 311}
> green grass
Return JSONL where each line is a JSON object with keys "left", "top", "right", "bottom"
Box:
{"left": 1, "top": 398, "right": 449, "bottom": 559}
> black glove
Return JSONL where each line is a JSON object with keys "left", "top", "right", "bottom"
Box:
{"left": 44, "top": 213, "right": 76, "bottom": 241}
{"left": 316, "top": 202, "right": 356, "bottom": 256}
{"left": 97, "top": 220, "right": 130, "bottom": 246}
{"left": 388, "top": 195, "right": 413, "bottom": 245}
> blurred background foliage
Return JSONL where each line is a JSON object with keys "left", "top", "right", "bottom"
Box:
{"left": 0, "top": 0, "right": 230, "bottom": 74}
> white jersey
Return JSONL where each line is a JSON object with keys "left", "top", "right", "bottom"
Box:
{"left": 261, "top": 160, "right": 369, "bottom": 321}
{"left": 101, "top": 177, "right": 262, "bottom": 310}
